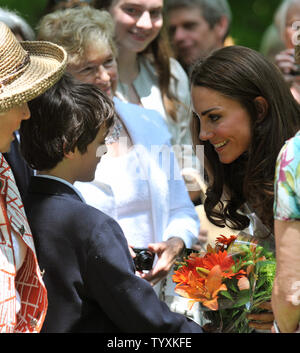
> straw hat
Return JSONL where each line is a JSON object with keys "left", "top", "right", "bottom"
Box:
{"left": 0, "top": 21, "right": 67, "bottom": 113}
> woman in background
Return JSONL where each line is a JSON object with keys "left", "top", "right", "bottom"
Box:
{"left": 95, "top": 0, "right": 203, "bottom": 202}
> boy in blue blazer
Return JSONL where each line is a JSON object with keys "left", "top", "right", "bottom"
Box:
{"left": 19, "top": 74, "right": 202, "bottom": 333}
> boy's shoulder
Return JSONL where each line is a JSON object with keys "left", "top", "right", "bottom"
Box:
{"left": 26, "top": 177, "right": 125, "bottom": 244}
{"left": 26, "top": 176, "right": 118, "bottom": 226}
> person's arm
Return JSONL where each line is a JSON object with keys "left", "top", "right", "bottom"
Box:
{"left": 86, "top": 217, "right": 202, "bottom": 333}
{"left": 141, "top": 147, "right": 199, "bottom": 285}
{"left": 272, "top": 219, "right": 300, "bottom": 333}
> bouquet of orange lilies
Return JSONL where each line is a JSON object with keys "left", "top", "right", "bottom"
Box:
{"left": 173, "top": 233, "right": 276, "bottom": 333}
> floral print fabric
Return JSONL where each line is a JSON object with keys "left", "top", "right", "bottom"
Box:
{"left": 274, "top": 131, "right": 300, "bottom": 221}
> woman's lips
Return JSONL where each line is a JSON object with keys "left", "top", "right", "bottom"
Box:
{"left": 212, "top": 140, "right": 229, "bottom": 151}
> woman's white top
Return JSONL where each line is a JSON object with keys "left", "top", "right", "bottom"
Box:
{"left": 116, "top": 55, "right": 198, "bottom": 175}
{"left": 96, "top": 147, "right": 155, "bottom": 248}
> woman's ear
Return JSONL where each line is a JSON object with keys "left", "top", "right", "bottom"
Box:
{"left": 254, "top": 96, "right": 268, "bottom": 122}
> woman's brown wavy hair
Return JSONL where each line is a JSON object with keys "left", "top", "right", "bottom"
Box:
{"left": 190, "top": 45, "right": 300, "bottom": 232}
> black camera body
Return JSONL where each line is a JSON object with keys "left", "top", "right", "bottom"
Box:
{"left": 133, "top": 248, "right": 154, "bottom": 271}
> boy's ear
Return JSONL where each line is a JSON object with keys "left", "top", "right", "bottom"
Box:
{"left": 254, "top": 96, "right": 268, "bottom": 123}
{"left": 64, "top": 151, "right": 75, "bottom": 160}
{"left": 63, "top": 143, "right": 76, "bottom": 160}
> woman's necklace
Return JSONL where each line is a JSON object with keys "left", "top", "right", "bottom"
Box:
{"left": 105, "top": 118, "right": 123, "bottom": 145}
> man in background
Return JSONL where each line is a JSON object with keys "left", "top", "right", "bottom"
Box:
{"left": 165, "top": 0, "right": 232, "bottom": 73}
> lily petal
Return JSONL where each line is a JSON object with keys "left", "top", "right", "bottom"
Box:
{"left": 237, "top": 276, "right": 250, "bottom": 291}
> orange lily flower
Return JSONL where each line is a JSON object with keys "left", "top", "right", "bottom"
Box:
{"left": 172, "top": 266, "right": 190, "bottom": 286}
{"left": 202, "top": 250, "right": 246, "bottom": 279}
{"left": 173, "top": 256, "right": 207, "bottom": 286}
{"left": 216, "top": 235, "right": 237, "bottom": 249}
{"left": 174, "top": 265, "right": 227, "bottom": 311}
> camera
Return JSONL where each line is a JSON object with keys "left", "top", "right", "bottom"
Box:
{"left": 133, "top": 248, "right": 154, "bottom": 271}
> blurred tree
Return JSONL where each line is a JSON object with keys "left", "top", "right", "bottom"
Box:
{"left": 0, "top": 0, "right": 47, "bottom": 31}
{"left": 228, "top": 0, "right": 282, "bottom": 50}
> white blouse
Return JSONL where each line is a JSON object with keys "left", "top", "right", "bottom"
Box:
{"left": 95, "top": 147, "right": 155, "bottom": 248}
{"left": 116, "top": 55, "right": 198, "bottom": 175}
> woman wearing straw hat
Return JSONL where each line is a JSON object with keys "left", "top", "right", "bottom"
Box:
{"left": 0, "top": 21, "right": 66, "bottom": 333}
{"left": 0, "top": 8, "right": 36, "bottom": 201}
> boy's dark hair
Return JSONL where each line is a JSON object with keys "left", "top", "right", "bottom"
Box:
{"left": 20, "top": 73, "right": 115, "bottom": 171}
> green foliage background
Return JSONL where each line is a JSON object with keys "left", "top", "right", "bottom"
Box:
{"left": 0, "top": 0, "right": 47, "bottom": 31}
{"left": 0, "top": 0, "right": 283, "bottom": 51}
{"left": 228, "top": 0, "right": 282, "bottom": 50}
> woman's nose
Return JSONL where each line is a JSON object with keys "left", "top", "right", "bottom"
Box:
{"left": 96, "top": 66, "right": 110, "bottom": 82}
{"left": 199, "top": 123, "right": 213, "bottom": 141}
{"left": 136, "top": 11, "right": 152, "bottom": 30}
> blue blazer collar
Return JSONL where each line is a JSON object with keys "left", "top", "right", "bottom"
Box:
{"left": 28, "top": 176, "right": 83, "bottom": 203}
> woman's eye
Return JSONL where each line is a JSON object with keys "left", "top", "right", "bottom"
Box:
{"left": 208, "top": 114, "right": 221, "bottom": 122}
{"left": 123, "top": 7, "right": 139, "bottom": 16}
{"left": 79, "top": 66, "right": 94, "bottom": 74}
{"left": 150, "top": 9, "right": 162, "bottom": 18}
{"left": 104, "top": 58, "right": 115, "bottom": 67}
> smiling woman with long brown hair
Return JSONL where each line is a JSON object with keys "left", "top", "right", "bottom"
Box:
{"left": 190, "top": 45, "right": 300, "bottom": 234}
{"left": 94, "top": 0, "right": 202, "bottom": 199}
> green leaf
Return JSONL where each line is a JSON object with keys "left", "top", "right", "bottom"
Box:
{"left": 253, "top": 290, "right": 269, "bottom": 299}
{"left": 232, "top": 290, "right": 251, "bottom": 308}
{"left": 255, "top": 277, "right": 265, "bottom": 290}
{"left": 227, "top": 279, "right": 239, "bottom": 293}
{"left": 220, "top": 290, "right": 234, "bottom": 301}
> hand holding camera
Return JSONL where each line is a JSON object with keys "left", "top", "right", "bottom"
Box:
{"left": 133, "top": 248, "right": 155, "bottom": 272}
{"left": 139, "top": 237, "right": 185, "bottom": 286}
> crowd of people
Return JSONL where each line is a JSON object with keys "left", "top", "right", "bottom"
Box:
{"left": 0, "top": 0, "right": 299, "bottom": 334}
